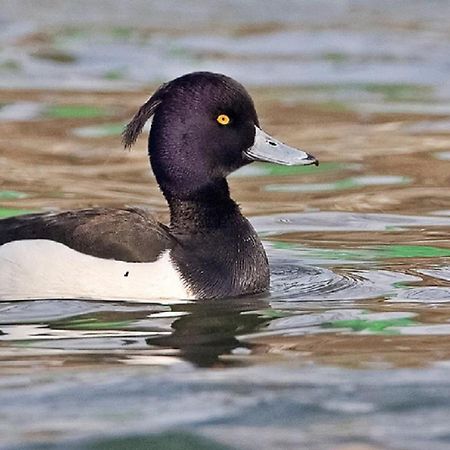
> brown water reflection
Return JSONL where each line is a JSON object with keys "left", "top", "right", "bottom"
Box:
{"left": 1, "top": 88, "right": 449, "bottom": 217}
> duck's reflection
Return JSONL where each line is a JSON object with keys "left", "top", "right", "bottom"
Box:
{"left": 146, "top": 297, "right": 270, "bottom": 368}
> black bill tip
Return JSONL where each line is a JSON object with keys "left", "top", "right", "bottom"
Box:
{"left": 305, "top": 153, "right": 319, "bottom": 167}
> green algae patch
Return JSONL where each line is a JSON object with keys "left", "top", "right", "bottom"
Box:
{"left": 103, "top": 69, "right": 126, "bottom": 80}
{"left": 323, "top": 317, "right": 417, "bottom": 334}
{"left": 110, "top": 26, "right": 134, "bottom": 39}
{"left": 379, "top": 245, "right": 450, "bottom": 258}
{"left": 54, "top": 316, "right": 134, "bottom": 330}
{"left": 266, "top": 175, "right": 410, "bottom": 193}
{"left": 233, "top": 161, "right": 343, "bottom": 178}
{"left": 274, "top": 244, "right": 450, "bottom": 263}
{"left": 45, "top": 105, "right": 110, "bottom": 119}
{"left": 73, "top": 122, "right": 124, "bottom": 138}
{"left": 0, "top": 207, "right": 33, "bottom": 218}
{"left": 0, "top": 191, "right": 28, "bottom": 200}
{"left": 261, "top": 161, "right": 341, "bottom": 176}
{"left": 361, "top": 83, "right": 433, "bottom": 102}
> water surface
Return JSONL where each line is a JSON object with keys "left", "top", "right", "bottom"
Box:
{"left": 1, "top": 2, "right": 450, "bottom": 450}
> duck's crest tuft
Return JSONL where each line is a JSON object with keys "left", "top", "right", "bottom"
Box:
{"left": 122, "top": 83, "right": 168, "bottom": 149}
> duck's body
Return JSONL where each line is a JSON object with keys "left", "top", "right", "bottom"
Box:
{"left": 0, "top": 72, "right": 317, "bottom": 301}
{"left": 0, "top": 200, "right": 267, "bottom": 301}
{"left": 0, "top": 208, "right": 188, "bottom": 301}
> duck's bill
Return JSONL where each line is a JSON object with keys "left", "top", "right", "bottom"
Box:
{"left": 244, "top": 126, "right": 318, "bottom": 166}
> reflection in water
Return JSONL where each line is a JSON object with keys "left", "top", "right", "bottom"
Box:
{"left": 147, "top": 300, "right": 269, "bottom": 368}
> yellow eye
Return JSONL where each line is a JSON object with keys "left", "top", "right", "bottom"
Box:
{"left": 216, "top": 114, "right": 230, "bottom": 125}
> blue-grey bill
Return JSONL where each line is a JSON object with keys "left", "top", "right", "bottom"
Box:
{"left": 244, "top": 126, "right": 318, "bottom": 166}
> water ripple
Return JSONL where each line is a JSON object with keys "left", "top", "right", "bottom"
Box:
{"left": 270, "top": 260, "right": 419, "bottom": 302}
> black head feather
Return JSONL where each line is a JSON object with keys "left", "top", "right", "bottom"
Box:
{"left": 122, "top": 82, "right": 168, "bottom": 149}
{"left": 122, "top": 72, "right": 259, "bottom": 199}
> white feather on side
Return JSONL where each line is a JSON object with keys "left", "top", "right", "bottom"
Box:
{"left": 0, "top": 239, "right": 192, "bottom": 302}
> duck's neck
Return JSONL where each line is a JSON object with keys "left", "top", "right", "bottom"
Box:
{"left": 164, "top": 178, "right": 270, "bottom": 299}
{"left": 167, "top": 178, "right": 240, "bottom": 233}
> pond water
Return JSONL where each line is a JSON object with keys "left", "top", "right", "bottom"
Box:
{"left": 1, "top": 2, "right": 450, "bottom": 449}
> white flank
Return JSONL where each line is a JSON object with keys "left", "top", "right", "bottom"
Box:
{"left": 0, "top": 240, "right": 193, "bottom": 302}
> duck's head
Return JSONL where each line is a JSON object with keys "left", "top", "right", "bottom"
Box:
{"left": 123, "top": 72, "right": 318, "bottom": 199}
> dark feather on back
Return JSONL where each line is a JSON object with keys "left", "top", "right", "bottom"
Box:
{"left": 0, "top": 208, "right": 175, "bottom": 262}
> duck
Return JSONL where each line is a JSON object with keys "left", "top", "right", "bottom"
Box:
{"left": 0, "top": 72, "right": 318, "bottom": 302}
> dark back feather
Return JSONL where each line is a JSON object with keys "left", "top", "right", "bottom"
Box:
{"left": 0, "top": 208, "right": 175, "bottom": 262}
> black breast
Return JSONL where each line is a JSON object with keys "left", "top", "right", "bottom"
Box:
{"left": 171, "top": 214, "right": 270, "bottom": 299}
